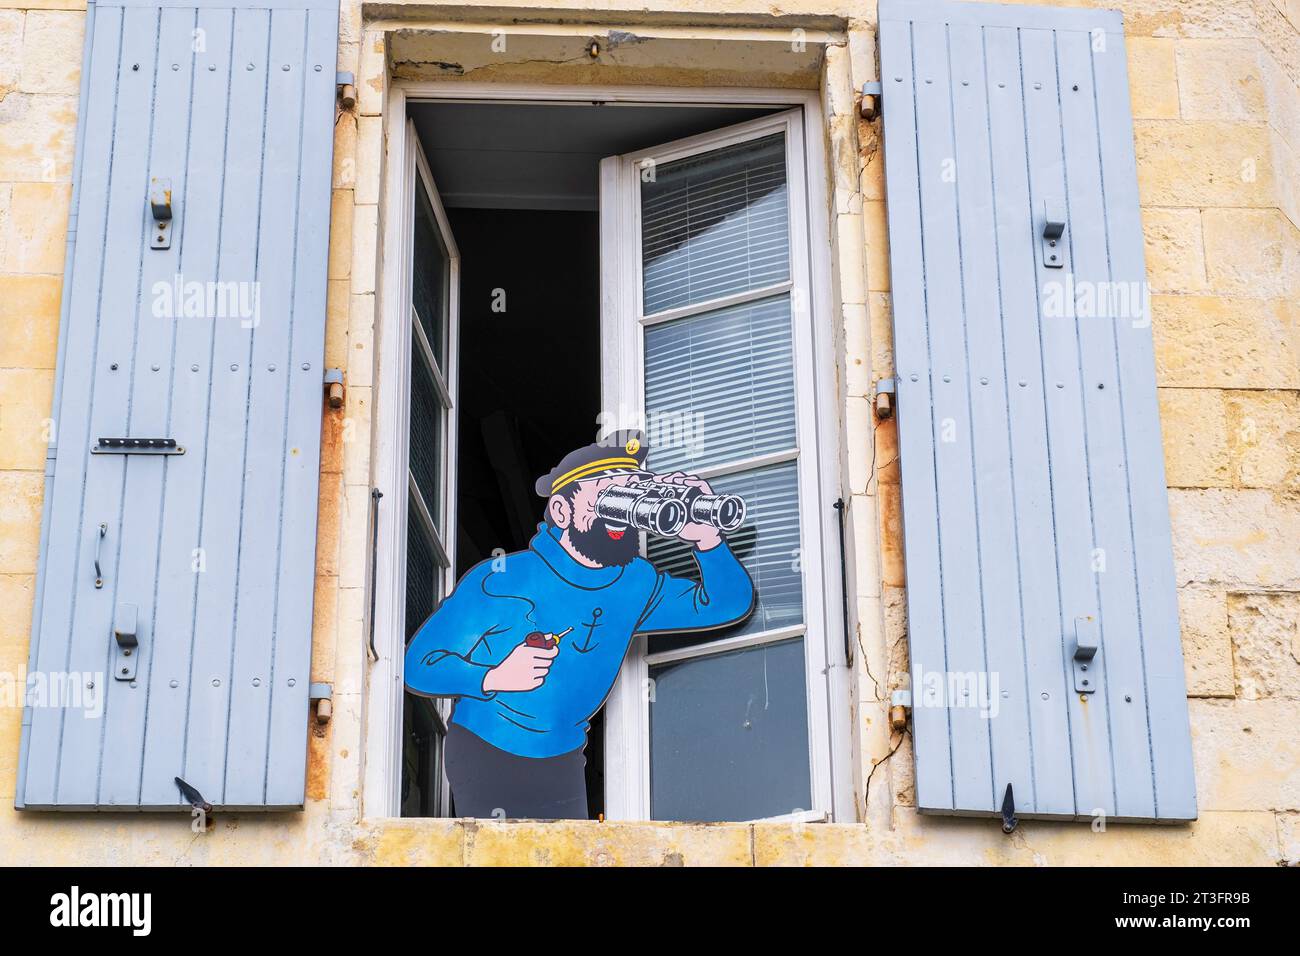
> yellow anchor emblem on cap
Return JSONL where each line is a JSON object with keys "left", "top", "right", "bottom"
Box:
{"left": 624, "top": 437, "right": 641, "bottom": 455}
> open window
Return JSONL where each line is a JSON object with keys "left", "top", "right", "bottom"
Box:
{"left": 374, "top": 94, "right": 846, "bottom": 823}
{"left": 398, "top": 129, "right": 460, "bottom": 817}
{"left": 600, "top": 111, "right": 839, "bottom": 821}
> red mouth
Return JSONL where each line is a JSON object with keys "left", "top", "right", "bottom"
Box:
{"left": 606, "top": 528, "right": 625, "bottom": 540}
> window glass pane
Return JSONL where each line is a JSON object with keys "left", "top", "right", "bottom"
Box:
{"left": 408, "top": 338, "right": 443, "bottom": 529}
{"left": 401, "top": 695, "right": 446, "bottom": 817}
{"left": 644, "top": 294, "right": 795, "bottom": 474}
{"left": 649, "top": 638, "right": 810, "bottom": 821}
{"left": 412, "top": 182, "right": 449, "bottom": 370}
{"left": 645, "top": 461, "right": 803, "bottom": 653}
{"left": 405, "top": 490, "right": 439, "bottom": 641}
{"left": 641, "top": 132, "right": 789, "bottom": 315}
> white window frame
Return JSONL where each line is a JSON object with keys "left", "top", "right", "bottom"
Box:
{"left": 600, "top": 108, "right": 844, "bottom": 822}
{"left": 366, "top": 118, "right": 460, "bottom": 818}
{"left": 365, "top": 82, "right": 851, "bottom": 823}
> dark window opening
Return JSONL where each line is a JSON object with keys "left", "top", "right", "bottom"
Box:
{"left": 400, "top": 101, "right": 779, "bottom": 819}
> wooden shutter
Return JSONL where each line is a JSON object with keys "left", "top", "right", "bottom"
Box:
{"left": 17, "top": 0, "right": 339, "bottom": 810}
{"left": 879, "top": 0, "right": 1196, "bottom": 822}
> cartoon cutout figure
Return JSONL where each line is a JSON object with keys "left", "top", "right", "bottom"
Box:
{"left": 404, "top": 429, "right": 755, "bottom": 819}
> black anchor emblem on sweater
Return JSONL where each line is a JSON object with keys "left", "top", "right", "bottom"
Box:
{"left": 572, "top": 607, "right": 603, "bottom": 654}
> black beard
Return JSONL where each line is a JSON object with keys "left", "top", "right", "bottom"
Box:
{"left": 567, "top": 518, "right": 639, "bottom": 568}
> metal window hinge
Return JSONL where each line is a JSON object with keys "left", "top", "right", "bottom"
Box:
{"left": 1072, "top": 615, "right": 1099, "bottom": 693}
{"left": 860, "top": 81, "right": 882, "bottom": 121}
{"left": 337, "top": 71, "right": 356, "bottom": 110}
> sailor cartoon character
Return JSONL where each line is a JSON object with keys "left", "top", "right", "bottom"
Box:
{"left": 403, "top": 429, "right": 754, "bottom": 819}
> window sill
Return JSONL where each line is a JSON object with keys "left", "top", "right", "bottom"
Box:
{"left": 360, "top": 816, "right": 860, "bottom": 866}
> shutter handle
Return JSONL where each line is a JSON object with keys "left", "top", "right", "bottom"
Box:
{"left": 93, "top": 522, "right": 107, "bottom": 588}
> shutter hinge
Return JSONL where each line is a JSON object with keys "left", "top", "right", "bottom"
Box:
{"left": 337, "top": 71, "right": 356, "bottom": 110}
{"left": 324, "top": 368, "right": 344, "bottom": 408}
{"left": 860, "top": 81, "right": 882, "bottom": 121}
{"left": 875, "top": 377, "right": 896, "bottom": 420}
{"left": 309, "top": 682, "right": 333, "bottom": 724}
{"left": 889, "top": 688, "right": 911, "bottom": 731}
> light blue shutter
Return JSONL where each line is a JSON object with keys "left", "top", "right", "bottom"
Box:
{"left": 17, "top": 0, "right": 339, "bottom": 810}
{"left": 879, "top": 0, "right": 1196, "bottom": 822}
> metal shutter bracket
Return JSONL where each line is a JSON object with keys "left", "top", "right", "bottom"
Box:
{"left": 1041, "top": 199, "right": 1067, "bottom": 269}
{"left": 113, "top": 602, "right": 139, "bottom": 682}
{"left": 1072, "top": 615, "right": 1100, "bottom": 694}
{"left": 150, "top": 176, "right": 173, "bottom": 249}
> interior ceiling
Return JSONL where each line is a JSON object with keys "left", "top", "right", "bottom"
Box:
{"left": 409, "top": 102, "right": 781, "bottom": 211}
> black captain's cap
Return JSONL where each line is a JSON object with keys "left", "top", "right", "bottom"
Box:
{"left": 534, "top": 429, "right": 649, "bottom": 497}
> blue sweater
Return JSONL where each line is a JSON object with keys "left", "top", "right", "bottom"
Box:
{"left": 404, "top": 524, "right": 754, "bottom": 758}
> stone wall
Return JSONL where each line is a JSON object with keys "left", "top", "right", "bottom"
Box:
{"left": 0, "top": 0, "right": 1295, "bottom": 865}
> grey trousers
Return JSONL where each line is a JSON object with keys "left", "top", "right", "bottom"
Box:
{"left": 444, "top": 722, "right": 588, "bottom": 820}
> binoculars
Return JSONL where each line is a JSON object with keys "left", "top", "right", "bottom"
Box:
{"left": 594, "top": 475, "right": 746, "bottom": 538}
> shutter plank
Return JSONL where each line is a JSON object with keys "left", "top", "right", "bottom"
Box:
{"left": 99, "top": 5, "right": 200, "bottom": 807}
{"left": 55, "top": 4, "right": 163, "bottom": 808}
{"left": 910, "top": 18, "right": 996, "bottom": 813}
{"left": 264, "top": 4, "right": 337, "bottom": 806}
{"left": 947, "top": 20, "right": 1035, "bottom": 816}
{"left": 21, "top": 2, "right": 126, "bottom": 808}
{"left": 879, "top": 16, "right": 954, "bottom": 812}
{"left": 1056, "top": 30, "right": 1156, "bottom": 820}
{"left": 223, "top": 7, "right": 311, "bottom": 808}
{"left": 139, "top": 6, "right": 236, "bottom": 808}
{"left": 1092, "top": 25, "right": 1197, "bottom": 821}
{"left": 1018, "top": 26, "right": 1117, "bottom": 818}
{"left": 983, "top": 23, "right": 1076, "bottom": 818}
{"left": 181, "top": 6, "right": 272, "bottom": 807}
